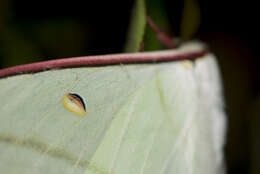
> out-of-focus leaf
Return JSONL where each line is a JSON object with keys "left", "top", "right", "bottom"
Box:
{"left": 180, "top": 0, "right": 201, "bottom": 40}
{"left": 143, "top": 0, "right": 171, "bottom": 51}
{"left": 0, "top": 29, "right": 42, "bottom": 68}
{"left": 0, "top": 43, "right": 226, "bottom": 174}
{"left": 32, "top": 20, "right": 87, "bottom": 58}
{"left": 124, "top": 0, "right": 146, "bottom": 52}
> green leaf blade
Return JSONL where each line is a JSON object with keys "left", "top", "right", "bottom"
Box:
{"left": 124, "top": 0, "right": 146, "bottom": 52}
{"left": 143, "top": 0, "right": 171, "bottom": 51}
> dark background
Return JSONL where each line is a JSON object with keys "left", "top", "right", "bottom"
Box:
{"left": 0, "top": 0, "right": 259, "bottom": 174}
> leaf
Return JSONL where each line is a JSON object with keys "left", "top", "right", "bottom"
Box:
{"left": 180, "top": 0, "right": 201, "bottom": 40}
{"left": 0, "top": 29, "right": 43, "bottom": 68}
{"left": 124, "top": 0, "right": 146, "bottom": 52}
{"left": 0, "top": 43, "right": 226, "bottom": 174}
{"left": 143, "top": 0, "right": 172, "bottom": 51}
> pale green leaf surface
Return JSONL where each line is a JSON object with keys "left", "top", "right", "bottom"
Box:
{"left": 124, "top": 0, "right": 146, "bottom": 52}
{"left": 0, "top": 43, "right": 226, "bottom": 174}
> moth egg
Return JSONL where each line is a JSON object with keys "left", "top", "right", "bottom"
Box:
{"left": 62, "top": 93, "right": 87, "bottom": 117}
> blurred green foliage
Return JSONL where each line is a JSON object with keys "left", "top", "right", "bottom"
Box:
{"left": 142, "top": 0, "right": 171, "bottom": 51}
{"left": 0, "top": 0, "right": 201, "bottom": 67}
{"left": 180, "top": 0, "right": 200, "bottom": 40}
{"left": 0, "top": 0, "right": 87, "bottom": 68}
{"left": 124, "top": 0, "right": 146, "bottom": 52}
